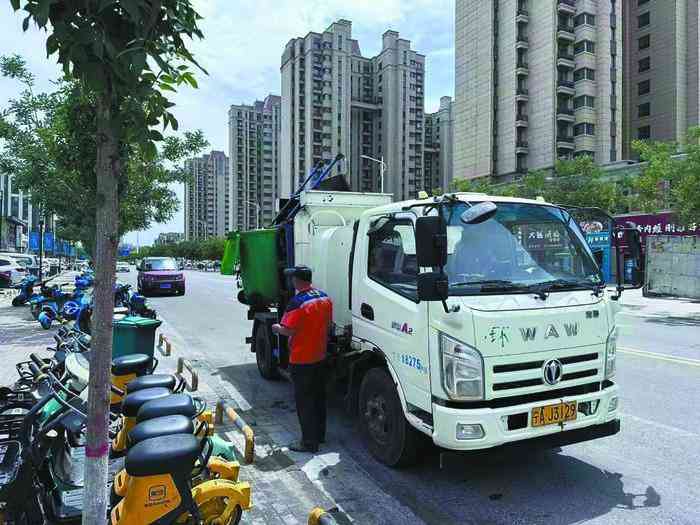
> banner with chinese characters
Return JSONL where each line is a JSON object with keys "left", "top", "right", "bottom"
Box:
{"left": 615, "top": 212, "right": 699, "bottom": 239}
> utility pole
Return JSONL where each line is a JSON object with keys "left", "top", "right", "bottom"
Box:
{"left": 38, "top": 219, "right": 44, "bottom": 281}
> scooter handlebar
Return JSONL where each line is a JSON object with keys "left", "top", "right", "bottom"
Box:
{"left": 29, "top": 353, "right": 45, "bottom": 369}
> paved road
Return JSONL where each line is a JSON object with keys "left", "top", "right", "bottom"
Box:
{"left": 124, "top": 269, "right": 700, "bottom": 525}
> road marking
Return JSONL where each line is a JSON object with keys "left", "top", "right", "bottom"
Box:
{"left": 618, "top": 346, "right": 700, "bottom": 367}
{"left": 621, "top": 413, "right": 699, "bottom": 438}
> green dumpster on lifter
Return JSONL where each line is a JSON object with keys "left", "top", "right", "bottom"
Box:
{"left": 112, "top": 316, "right": 162, "bottom": 359}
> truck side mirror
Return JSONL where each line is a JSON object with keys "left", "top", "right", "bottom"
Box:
{"left": 416, "top": 216, "right": 447, "bottom": 268}
{"left": 417, "top": 271, "right": 449, "bottom": 302}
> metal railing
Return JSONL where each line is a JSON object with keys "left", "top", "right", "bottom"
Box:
{"left": 557, "top": 135, "right": 575, "bottom": 143}
{"left": 558, "top": 79, "right": 575, "bottom": 88}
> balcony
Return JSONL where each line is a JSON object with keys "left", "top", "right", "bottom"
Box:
{"left": 516, "top": 8, "right": 529, "bottom": 23}
{"left": 515, "top": 61, "right": 529, "bottom": 75}
{"left": 557, "top": 53, "right": 575, "bottom": 68}
{"left": 556, "top": 135, "right": 575, "bottom": 149}
{"left": 556, "top": 108, "right": 575, "bottom": 122}
{"left": 515, "top": 114, "right": 529, "bottom": 127}
{"left": 557, "top": 0, "right": 576, "bottom": 15}
{"left": 515, "top": 88, "right": 529, "bottom": 101}
{"left": 515, "top": 140, "right": 529, "bottom": 153}
{"left": 516, "top": 35, "right": 529, "bottom": 49}
{"left": 557, "top": 79, "right": 575, "bottom": 94}
{"left": 557, "top": 24, "right": 575, "bottom": 41}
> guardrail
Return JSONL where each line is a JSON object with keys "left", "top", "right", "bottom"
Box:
{"left": 157, "top": 333, "right": 172, "bottom": 356}
{"left": 176, "top": 357, "right": 199, "bottom": 392}
{"left": 215, "top": 400, "right": 255, "bottom": 464}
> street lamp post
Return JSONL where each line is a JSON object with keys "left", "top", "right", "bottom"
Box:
{"left": 0, "top": 189, "right": 4, "bottom": 251}
{"left": 361, "top": 154, "right": 386, "bottom": 193}
{"left": 245, "top": 200, "right": 262, "bottom": 230}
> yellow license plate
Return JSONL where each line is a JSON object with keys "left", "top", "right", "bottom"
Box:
{"left": 531, "top": 401, "right": 577, "bottom": 427}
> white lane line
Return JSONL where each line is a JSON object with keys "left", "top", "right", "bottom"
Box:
{"left": 621, "top": 412, "right": 699, "bottom": 438}
{"left": 618, "top": 347, "right": 700, "bottom": 367}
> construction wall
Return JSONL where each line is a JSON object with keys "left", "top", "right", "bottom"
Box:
{"left": 644, "top": 235, "right": 700, "bottom": 299}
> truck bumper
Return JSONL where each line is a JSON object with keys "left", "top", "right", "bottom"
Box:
{"left": 431, "top": 383, "right": 620, "bottom": 451}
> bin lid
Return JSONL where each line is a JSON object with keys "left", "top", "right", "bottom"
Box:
{"left": 114, "top": 316, "right": 162, "bottom": 328}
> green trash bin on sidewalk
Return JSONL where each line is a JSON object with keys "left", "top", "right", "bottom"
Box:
{"left": 112, "top": 316, "right": 162, "bottom": 359}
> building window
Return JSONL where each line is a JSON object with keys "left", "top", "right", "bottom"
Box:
{"left": 574, "top": 13, "right": 596, "bottom": 27}
{"left": 337, "top": 34, "right": 342, "bottom": 50}
{"left": 574, "top": 123, "right": 595, "bottom": 136}
{"left": 638, "top": 79, "right": 651, "bottom": 95}
{"left": 574, "top": 95, "right": 595, "bottom": 109}
{"left": 638, "top": 102, "right": 651, "bottom": 117}
{"left": 639, "top": 34, "right": 650, "bottom": 50}
{"left": 638, "top": 56, "right": 651, "bottom": 72}
{"left": 638, "top": 0, "right": 649, "bottom": 5}
{"left": 574, "top": 67, "right": 595, "bottom": 82}
{"left": 574, "top": 40, "right": 595, "bottom": 55}
{"left": 638, "top": 126, "right": 651, "bottom": 139}
{"left": 638, "top": 12, "right": 650, "bottom": 28}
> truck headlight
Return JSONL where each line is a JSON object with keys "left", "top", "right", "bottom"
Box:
{"left": 439, "top": 333, "right": 484, "bottom": 400}
{"left": 605, "top": 327, "right": 617, "bottom": 379}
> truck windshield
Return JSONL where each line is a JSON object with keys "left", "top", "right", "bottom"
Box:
{"left": 442, "top": 202, "right": 603, "bottom": 295}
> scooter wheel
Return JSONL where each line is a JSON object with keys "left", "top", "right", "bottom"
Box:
{"left": 11, "top": 296, "right": 25, "bottom": 307}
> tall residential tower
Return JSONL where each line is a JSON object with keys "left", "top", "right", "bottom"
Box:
{"left": 228, "top": 95, "right": 281, "bottom": 231}
{"left": 280, "top": 20, "right": 426, "bottom": 200}
{"left": 424, "top": 96, "right": 455, "bottom": 192}
{"left": 183, "top": 150, "right": 229, "bottom": 240}
{"left": 623, "top": 0, "right": 700, "bottom": 156}
{"left": 454, "top": 0, "right": 622, "bottom": 180}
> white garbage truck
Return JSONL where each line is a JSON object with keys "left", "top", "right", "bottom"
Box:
{"left": 237, "top": 188, "right": 642, "bottom": 466}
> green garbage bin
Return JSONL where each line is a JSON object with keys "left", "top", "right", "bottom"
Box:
{"left": 112, "top": 316, "right": 162, "bottom": 359}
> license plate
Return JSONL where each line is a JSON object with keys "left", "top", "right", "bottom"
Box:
{"left": 531, "top": 401, "right": 577, "bottom": 427}
{"left": 160, "top": 283, "right": 172, "bottom": 289}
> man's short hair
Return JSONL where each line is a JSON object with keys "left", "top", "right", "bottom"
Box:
{"left": 284, "top": 266, "right": 312, "bottom": 283}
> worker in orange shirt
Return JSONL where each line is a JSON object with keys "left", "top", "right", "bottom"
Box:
{"left": 272, "top": 266, "right": 333, "bottom": 453}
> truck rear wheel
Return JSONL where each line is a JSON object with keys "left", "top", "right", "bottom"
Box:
{"left": 254, "top": 323, "right": 279, "bottom": 380}
{"left": 358, "top": 367, "right": 420, "bottom": 467}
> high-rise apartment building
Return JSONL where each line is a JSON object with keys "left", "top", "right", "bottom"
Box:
{"left": 454, "top": 0, "right": 622, "bottom": 181}
{"left": 281, "top": 20, "right": 426, "bottom": 200}
{"left": 183, "top": 150, "right": 229, "bottom": 240}
{"left": 424, "top": 96, "right": 455, "bottom": 191}
{"left": 228, "top": 95, "right": 281, "bottom": 231}
{"left": 623, "top": 0, "right": 700, "bottom": 157}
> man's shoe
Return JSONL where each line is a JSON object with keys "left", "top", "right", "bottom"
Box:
{"left": 289, "top": 441, "right": 318, "bottom": 453}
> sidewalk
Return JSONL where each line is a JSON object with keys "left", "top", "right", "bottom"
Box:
{"left": 0, "top": 303, "right": 358, "bottom": 525}
{"left": 620, "top": 288, "right": 700, "bottom": 319}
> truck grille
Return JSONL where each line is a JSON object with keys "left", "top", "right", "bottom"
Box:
{"left": 490, "top": 351, "right": 600, "bottom": 395}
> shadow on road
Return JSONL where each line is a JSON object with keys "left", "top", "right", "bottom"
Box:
{"left": 642, "top": 315, "right": 700, "bottom": 327}
{"left": 215, "top": 361, "right": 662, "bottom": 525}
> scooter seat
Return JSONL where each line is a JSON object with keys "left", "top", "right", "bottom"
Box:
{"left": 136, "top": 394, "right": 197, "bottom": 422}
{"left": 128, "top": 415, "right": 194, "bottom": 446}
{"left": 111, "top": 354, "right": 152, "bottom": 376}
{"left": 121, "top": 388, "right": 172, "bottom": 418}
{"left": 126, "top": 434, "right": 200, "bottom": 478}
{"left": 126, "top": 374, "right": 176, "bottom": 393}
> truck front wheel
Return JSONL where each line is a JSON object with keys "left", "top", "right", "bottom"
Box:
{"left": 358, "top": 368, "right": 420, "bottom": 467}
{"left": 254, "top": 323, "right": 279, "bottom": 380}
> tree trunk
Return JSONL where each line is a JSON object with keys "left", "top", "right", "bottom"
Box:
{"left": 82, "top": 92, "right": 120, "bottom": 525}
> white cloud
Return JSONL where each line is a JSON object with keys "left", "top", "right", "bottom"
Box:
{"left": 0, "top": 1, "right": 454, "bottom": 245}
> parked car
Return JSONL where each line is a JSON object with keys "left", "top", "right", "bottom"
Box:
{"left": 137, "top": 256, "right": 185, "bottom": 296}
{"left": 0, "top": 257, "right": 27, "bottom": 287}
{"left": 116, "top": 262, "right": 130, "bottom": 273}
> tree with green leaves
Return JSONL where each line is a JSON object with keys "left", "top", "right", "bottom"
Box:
{"left": 450, "top": 156, "right": 631, "bottom": 213}
{"left": 0, "top": 56, "right": 209, "bottom": 253}
{"left": 7, "top": 1, "right": 206, "bottom": 521}
{"left": 632, "top": 127, "right": 700, "bottom": 224}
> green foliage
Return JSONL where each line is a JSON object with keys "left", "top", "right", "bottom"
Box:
{"left": 132, "top": 237, "right": 226, "bottom": 261}
{"left": 448, "top": 156, "right": 632, "bottom": 214}
{"left": 0, "top": 56, "right": 208, "bottom": 251}
{"left": 632, "top": 128, "right": 700, "bottom": 224}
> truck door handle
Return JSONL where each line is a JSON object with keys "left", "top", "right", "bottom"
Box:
{"left": 361, "top": 303, "right": 374, "bottom": 320}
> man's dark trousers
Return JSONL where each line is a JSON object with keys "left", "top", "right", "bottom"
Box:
{"left": 290, "top": 360, "right": 327, "bottom": 448}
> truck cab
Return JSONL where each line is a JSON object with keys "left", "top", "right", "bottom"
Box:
{"left": 241, "top": 191, "right": 642, "bottom": 466}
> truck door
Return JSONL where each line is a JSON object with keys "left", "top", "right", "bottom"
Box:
{"left": 352, "top": 214, "right": 432, "bottom": 412}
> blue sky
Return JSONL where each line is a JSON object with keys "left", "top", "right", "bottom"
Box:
{"left": 0, "top": 0, "right": 454, "bottom": 246}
